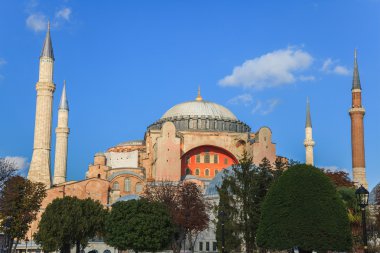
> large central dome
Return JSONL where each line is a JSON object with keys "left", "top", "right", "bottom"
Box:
{"left": 161, "top": 100, "right": 237, "bottom": 120}
{"left": 148, "top": 90, "right": 251, "bottom": 133}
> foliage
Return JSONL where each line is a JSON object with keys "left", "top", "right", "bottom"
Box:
{"left": 143, "top": 181, "right": 209, "bottom": 253}
{"left": 104, "top": 199, "right": 173, "bottom": 253}
{"left": 256, "top": 164, "right": 352, "bottom": 252}
{"left": 0, "top": 158, "right": 16, "bottom": 190}
{"left": 0, "top": 176, "right": 46, "bottom": 252}
{"left": 321, "top": 168, "right": 355, "bottom": 188}
{"left": 216, "top": 152, "right": 281, "bottom": 253}
{"left": 34, "top": 196, "right": 107, "bottom": 253}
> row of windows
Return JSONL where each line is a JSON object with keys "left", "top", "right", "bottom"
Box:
{"left": 199, "top": 241, "right": 217, "bottom": 252}
{"left": 185, "top": 168, "right": 220, "bottom": 176}
{"left": 186, "top": 154, "right": 230, "bottom": 165}
{"left": 112, "top": 179, "right": 143, "bottom": 193}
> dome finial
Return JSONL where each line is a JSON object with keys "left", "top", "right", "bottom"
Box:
{"left": 196, "top": 86, "right": 203, "bottom": 101}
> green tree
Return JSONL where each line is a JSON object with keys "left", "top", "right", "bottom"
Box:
{"left": 256, "top": 164, "right": 352, "bottom": 253}
{"left": 105, "top": 199, "right": 173, "bottom": 253}
{"left": 34, "top": 196, "right": 107, "bottom": 253}
{"left": 0, "top": 176, "right": 46, "bottom": 253}
{"left": 216, "top": 152, "right": 280, "bottom": 253}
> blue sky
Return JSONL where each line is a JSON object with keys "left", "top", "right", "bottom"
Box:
{"left": 1, "top": 1, "right": 379, "bottom": 188}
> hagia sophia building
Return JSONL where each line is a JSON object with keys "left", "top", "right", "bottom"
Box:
{"left": 22, "top": 24, "right": 368, "bottom": 252}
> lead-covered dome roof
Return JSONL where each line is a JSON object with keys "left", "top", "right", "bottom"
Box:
{"left": 161, "top": 100, "right": 237, "bottom": 121}
{"left": 147, "top": 90, "right": 251, "bottom": 133}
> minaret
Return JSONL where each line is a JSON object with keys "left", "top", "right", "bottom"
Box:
{"left": 28, "top": 22, "right": 55, "bottom": 188}
{"left": 53, "top": 81, "right": 69, "bottom": 185}
{"left": 349, "top": 49, "right": 368, "bottom": 188}
{"left": 304, "top": 97, "right": 315, "bottom": 165}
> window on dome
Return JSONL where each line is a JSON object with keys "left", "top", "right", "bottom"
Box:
{"left": 195, "top": 169, "right": 200, "bottom": 176}
{"left": 214, "top": 154, "right": 218, "bottom": 163}
{"left": 124, "top": 178, "right": 131, "bottom": 192}
{"left": 186, "top": 168, "right": 191, "bottom": 175}
{"left": 135, "top": 183, "right": 143, "bottom": 193}
{"left": 204, "top": 152, "right": 210, "bottom": 163}
{"left": 112, "top": 182, "right": 120, "bottom": 191}
{"left": 205, "top": 169, "right": 210, "bottom": 176}
{"left": 196, "top": 154, "right": 201, "bottom": 163}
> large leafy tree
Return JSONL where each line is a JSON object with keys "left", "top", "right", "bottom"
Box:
{"left": 256, "top": 164, "right": 352, "bottom": 253}
{"left": 104, "top": 199, "right": 173, "bottom": 253}
{"left": 215, "top": 153, "right": 281, "bottom": 253}
{"left": 143, "top": 181, "right": 209, "bottom": 253}
{"left": 0, "top": 176, "right": 46, "bottom": 253}
{"left": 0, "top": 158, "right": 16, "bottom": 190}
{"left": 35, "top": 196, "right": 107, "bottom": 253}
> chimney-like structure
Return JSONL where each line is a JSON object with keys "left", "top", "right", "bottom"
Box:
{"left": 28, "top": 22, "right": 55, "bottom": 188}
{"left": 349, "top": 49, "right": 368, "bottom": 188}
{"left": 53, "top": 81, "right": 69, "bottom": 185}
{"left": 304, "top": 97, "right": 315, "bottom": 165}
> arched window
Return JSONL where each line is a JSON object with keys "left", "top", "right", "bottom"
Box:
{"left": 195, "top": 168, "right": 200, "bottom": 176}
{"left": 215, "top": 169, "right": 219, "bottom": 175}
{"left": 135, "top": 183, "right": 143, "bottom": 193}
{"left": 205, "top": 169, "right": 210, "bottom": 176}
{"left": 186, "top": 168, "right": 191, "bottom": 175}
{"left": 125, "top": 178, "right": 131, "bottom": 192}
{"left": 97, "top": 174, "right": 101, "bottom": 178}
{"left": 204, "top": 152, "right": 210, "bottom": 163}
{"left": 112, "top": 182, "right": 120, "bottom": 191}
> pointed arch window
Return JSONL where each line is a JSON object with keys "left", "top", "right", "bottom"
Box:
{"left": 112, "top": 182, "right": 120, "bottom": 191}
{"left": 124, "top": 178, "right": 131, "bottom": 192}
{"left": 205, "top": 169, "right": 210, "bottom": 176}
{"left": 195, "top": 168, "right": 200, "bottom": 176}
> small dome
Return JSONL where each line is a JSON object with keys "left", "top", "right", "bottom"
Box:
{"left": 161, "top": 100, "right": 237, "bottom": 120}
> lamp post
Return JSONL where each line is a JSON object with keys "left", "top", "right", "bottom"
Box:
{"left": 355, "top": 185, "right": 369, "bottom": 253}
{"left": 219, "top": 210, "right": 226, "bottom": 253}
{"left": 25, "top": 237, "right": 29, "bottom": 253}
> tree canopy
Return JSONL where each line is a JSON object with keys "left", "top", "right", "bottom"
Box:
{"left": 0, "top": 176, "right": 46, "bottom": 253}
{"left": 216, "top": 153, "right": 282, "bottom": 253}
{"left": 35, "top": 196, "right": 107, "bottom": 253}
{"left": 256, "top": 164, "right": 352, "bottom": 252}
{"left": 105, "top": 199, "right": 173, "bottom": 253}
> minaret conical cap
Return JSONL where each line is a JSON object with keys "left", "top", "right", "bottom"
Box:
{"left": 352, "top": 48, "right": 361, "bottom": 90}
{"left": 306, "top": 97, "right": 312, "bottom": 128}
{"left": 59, "top": 81, "right": 69, "bottom": 110}
{"left": 40, "top": 21, "right": 54, "bottom": 60}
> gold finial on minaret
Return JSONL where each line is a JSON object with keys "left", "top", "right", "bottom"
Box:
{"left": 196, "top": 86, "right": 203, "bottom": 101}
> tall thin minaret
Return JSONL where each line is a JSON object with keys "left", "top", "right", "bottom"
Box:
{"left": 349, "top": 49, "right": 368, "bottom": 188}
{"left": 53, "top": 81, "right": 69, "bottom": 185}
{"left": 304, "top": 97, "right": 315, "bottom": 165}
{"left": 28, "top": 22, "right": 55, "bottom": 188}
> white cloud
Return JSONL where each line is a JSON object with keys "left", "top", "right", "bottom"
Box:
{"left": 0, "top": 58, "right": 6, "bottom": 66}
{"left": 56, "top": 7, "right": 71, "bottom": 21}
{"left": 4, "top": 156, "right": 29, "bottom": 170}
{"left": 299, "top": 75, "right": 316, "bottom": 81}
{"left": 227, "top": 94, "right": 253, "bottom": 106}
{"left": 251, "top": 99, "right": 280, "bottom": 115}
{"left": 219, "top": 47, "right": 314, "bottom": 89}
{"left": 321, "top": 58, "right": 350, "bottom": 76}
{"left": 26, "top": 13, "right": 47, "bottom": 32}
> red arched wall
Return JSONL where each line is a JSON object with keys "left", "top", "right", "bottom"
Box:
{"left": 181, "top": 145, "right": 237, "bottom": 178}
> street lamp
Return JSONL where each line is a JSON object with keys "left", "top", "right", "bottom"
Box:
{"left": 218, "top": 210, "right": 226, "bottom": 253}
{"left": 25, "top": 237, "right": 29, "bottom": 253}
{"left": 355, "top": 185, "right": 369, "bottom": 253}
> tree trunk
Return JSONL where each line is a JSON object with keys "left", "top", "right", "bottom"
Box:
{"left": 76, "top": 240, "right": 81, "bottom": 253}
{"left": 11, "top": 238, "right": 19, "bottom": 253}
{"left": 61, "top": 243, "right": 71, "bottom": 253}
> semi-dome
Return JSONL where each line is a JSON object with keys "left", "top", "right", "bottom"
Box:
{"left": 161, "top": 100, "right": 237, "bottom": 120}
{"left": 148, "top": 89, "right": 251, "bottom": 133}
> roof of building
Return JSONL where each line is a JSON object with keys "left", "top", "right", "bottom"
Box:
{"left": 115, "top": 140, "right": 145, "bottom": 147}
{"left": 115, "top": 194, "right": 140, "bottom": 202}
{"left": 161, "top": 90, "right": 237, "bottom": 120}
{"left": 40, "top": 22, "right": 54, "bottom": 60}
{"left": 306, "top": 97, "right": 312, "bottom": 128}
{"left": 59, "top": 81, "right": 69, "bottom": 110}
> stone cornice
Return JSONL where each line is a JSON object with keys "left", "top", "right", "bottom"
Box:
{"left": 349, "top": 107, "right": 365, "bottom": 114}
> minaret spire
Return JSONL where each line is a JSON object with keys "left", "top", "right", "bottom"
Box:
{"left": 304, "top": 97, "right": 315, "bottom": 166}
{"left": 28, "top": 22, "right": 56, "bottom": 188}
{"left": 352, "top": 48, "right": 361, "bottom": 90}
{"left": 349, "top": 49, "right": 367, "bottom": 188}
{"left": 53, "top": 81, "right": 70, "bottom": 185}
